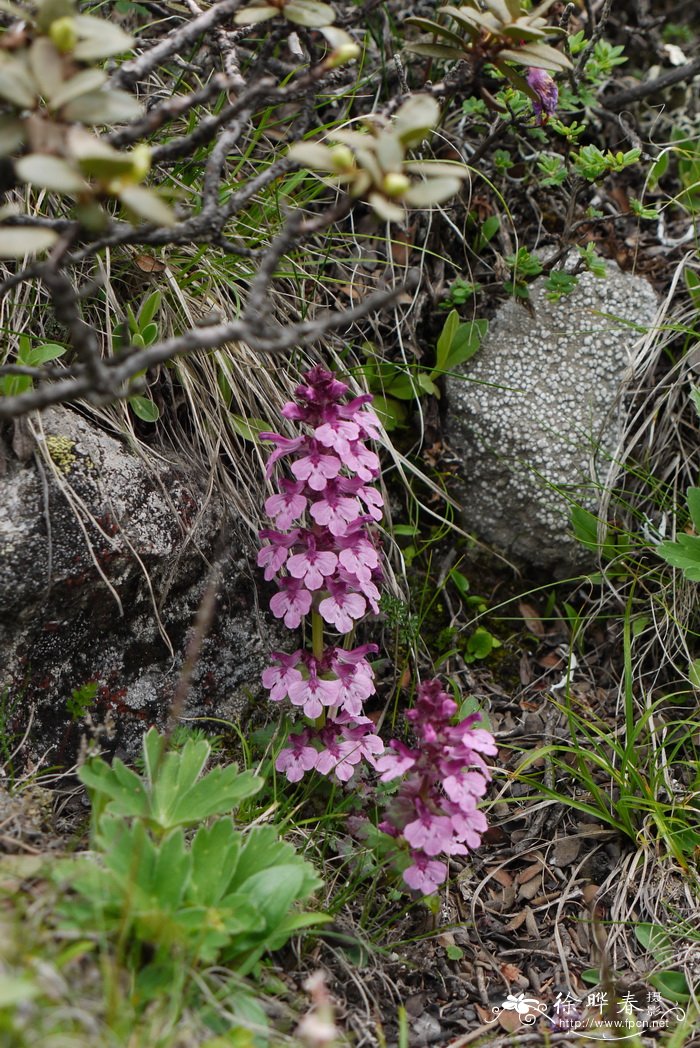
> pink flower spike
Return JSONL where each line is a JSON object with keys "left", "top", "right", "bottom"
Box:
{"left": 269, "top": 577, "right": 312, "bottom": 629}
{"left": 319, "top": 587, "right": 366, "bottom": 634}
{"left": 291, "top": 448, "right": 342, "bottom": 491}
{"left": 403, "top": 855, "right": 447, "bottom": 895}
{"left": 287, "top": 547, "right": 338, "bottom": 591}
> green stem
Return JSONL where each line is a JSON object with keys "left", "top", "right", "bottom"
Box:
{"left": 311, "top": 609, "right": 326, "bottom": 728}
{"left": 312, "top": 609, "right": 324, "bottom": 661}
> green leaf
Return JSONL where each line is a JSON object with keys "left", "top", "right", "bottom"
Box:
{"left": 465, "top": 626, "right": 499, "bottom": 661}
{"left": 436, "top": 309, "right": 460, "bottom": 374}
{"left": 690, "top": 387, "right": 700, "bottom": 419}
{"left": 24, "top": 342, "right": 65, "bottom": 366}
{"left": 385, "top": 373, "right": 419, "bottom": 400}
{"left": 71, "top": 16, "right": 134, "bottom": 61}
{"left": 0, "top": 116, "right": 25, "bottom": 156}
{"left": 581, "top": 968, "right": 601, "bottom": 985}
{"left": 0, "top": 227, "right": 59, "bottom": 258}
{"left": 129, "top": 395, "right": 160, "bottom": 422}
{"left": 16, "top": 155, "right": 86, "bottom": 195}
{"left": 404, "top": 176, "right": 462, "bottom": 207}
{"left": 239, "top": 865, "right": 306, "bottom": 928}
{"left": 404, "top": 17, "right": 465, "bottom": 47}
{"left": 0, "top": 58, "right": 37, "bottom": 108}
{"left": 28, "top": 38, "right": 64, "bottom": 101}
{"left": 0, "top": 976, "right": 39, "bottom": 1008}
{"left": 686, "top": 487, "right": 700, "bottom": 531}
{"left": 229, "top": 414, "right": 273, "bottom": 443}
{"left": 393, "top": 94, "right": 440, "bottom": 148}
{"left": 405, "top": 41, "right": 466, "bottom": 59}
{"left": 140, "top": 322, "right": 159, "bottom": 346}
{"left": 62, "top": 89, "right": 142, "bottom": 124}
{"left": 189, "top": 821, "right": 242, "bottom": 906}
{"left": 79, "top": 757, "right": 150, "bottom": 820}
{"left": 648, "top": 970, "right": 691, "bottom": 1003}
{"left": 233, "top": 4, "right": 277, "bottom": 24}
{"left": 500, "top": 42, "right": 571, "bottom": 70}
{"left": 49, "top": 68, "right": 107, "bottom": 110}
{"left": 458, "top": 695, "right": 492, "bottom": 730}
{"left": 151, "top": 829, "right": 190, "bottom": 908}
{"left": 634, "top": 923, "right": 675, "bottom": 965}
{"left": 284, "top": 0, "right": 335, "bottom": 26}
{"left": 442, "top": 319, "right": 488, "bottom": 371}
{"left": 371, "top": 394, "right": 406, "bottom": 431}
{"left": 138, "top": 290, "right": 161, "bottom": 328}
{"left": 657, "top": 535, "right": 700, "bottom": 580}
{"left": 119, "top": 184, "right": 175, "bottom": 227}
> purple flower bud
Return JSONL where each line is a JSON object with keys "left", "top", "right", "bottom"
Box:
{"left": 527, "top": 66, "right": 558, "bottom": 122}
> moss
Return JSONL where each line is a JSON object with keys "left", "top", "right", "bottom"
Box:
{"left": 45, "top": 435, "right": 77, "bottom": 475}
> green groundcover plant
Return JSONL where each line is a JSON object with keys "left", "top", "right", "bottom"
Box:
{"left": 55, "top": 729, "right": 326, "bottom": 984}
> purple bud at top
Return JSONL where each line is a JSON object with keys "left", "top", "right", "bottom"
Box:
{"left": 527, "top": 66, "right": 558, "bottom": 122}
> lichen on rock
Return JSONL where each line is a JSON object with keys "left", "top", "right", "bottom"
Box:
{"left": 445, "top": 259, "right": 659, "bottom": 574}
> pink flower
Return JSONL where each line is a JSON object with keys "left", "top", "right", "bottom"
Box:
{"left": 314, "top": 418, "right": 360, "bottom": 456}
{"left": 343, "top": 398, "right": 382, "bottom": 440}
{"left": 376, "top": 740, "right": 417, "bottom": 781}
{"left": 527, "top": 66, "right": 558, "bottom": 122}
{"left": 309, "top": 482, "right": 362, "bottom": 536}
{"left": 379, "top": 679, "right": 494, "bottom": 893}
{"left": 337, "top": 528, "right": 379, "bottom": 582}
{"left": 354, "top": 483, "right": 384, "bottom": 521}
{"left": 404, "top": 805, "right": 458, "bottom": 857}
{"left": 269, "top": 577, "right": 313, "bottom": 629}
{"left": 288, "top": 672, "right": 342, "bottom": 719}
{"left": 259, "top": 432, "right": 305, "bottom": 475}
{"left": 337, "top": 566, "right": 381, "bottom": 612}
{"left": 403, "top": 855, "right": 447, "bottom": 894}
{"left": 318, "top": 585, "right": 366, "bottom": 634}
{"left": 343, "top": 441, "right": 380, "bottom": 481}
{"left": 316, "top": 736, "right": 364, "bottom": 781}
{"left": 450, "top": 808, "right": 488, "bottom": 849}
{"left": 332, "top": 663, "right": 375, "bottom": 717}
{"left": 276, "top": 732, "right": 319, "bottom": 783}
{"left": 339, "top": 718, "right": 384, "bottom": 765}
{"left": 443, "top": 771, "right": 488, "bottom": 809}
{"left": 265, "top": 480, "right": 308, "bottom": 529}
{"left": 257, "top": 528, "right": 298, "bottom": 581}
{"left": 262, "top": 651, "right": 303, "bottom": 702}
{"left": 291, "top": 447, "right": 342, "bottom": 491}
{"left": 287, "top": 539, "right": 338, "bottom": 591}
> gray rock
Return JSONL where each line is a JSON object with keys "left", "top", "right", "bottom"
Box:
{"left": 0, "top": 408, "right": 280, "bottom": 761}
{"left": 445, "top": 261, "right": 658, "bottom": 573}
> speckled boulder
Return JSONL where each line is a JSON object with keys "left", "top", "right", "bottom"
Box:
{"left": 445, "top": 261, "right": 658, "bottom": 573}
{"left": 0, "top": 408, "right": 278, "bottom": 761}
